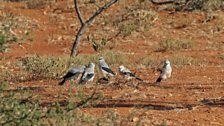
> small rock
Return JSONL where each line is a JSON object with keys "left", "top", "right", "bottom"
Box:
{"left": 132, "top": 117, "right": 139, "bottom": 122}
{"left": 133, "top": 89, "right": 139, "bottom": 93}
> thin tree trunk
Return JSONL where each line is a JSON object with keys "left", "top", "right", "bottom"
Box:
{"left": 70, "top": 0, "right": 118, "bottom": 57}
{"left": 71, "top": 24, "right": 87, "bottom": 56}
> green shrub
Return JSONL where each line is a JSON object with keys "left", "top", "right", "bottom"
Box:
{"left": 20, "top": 55, "right": 67, "bottom": 79}
{"left": 0, "top": 36, "right": 7, "bottom": 52}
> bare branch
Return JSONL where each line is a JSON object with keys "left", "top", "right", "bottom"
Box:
{"left": 86, "top": 0, "right": 118, "bottom": 25}
{"left": 74, "top": 0, "right": 84, "bottom": 25}
{"left": 150, "top": 0, "right": 176, "bottom": 5}
{"left": 70, "top": 24, "right": 88, "bottom": 56}
{"left": 71, "top": 0, "right": 118, "bottom": 57}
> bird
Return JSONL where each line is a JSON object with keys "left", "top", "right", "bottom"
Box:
{"left": 119, "top": 65, "right": 143, "bottom": 81}
{"left": 79, "top": 62, "right": 95, "bottom": 84}
{"left": 58, "top": 65, "right": 86, "bottom": 85}
{"left": 99, "top": 57, "right": 115, "bottom": 78}
{"left": 156, "top": 59, "right": 172, "bottom": 83}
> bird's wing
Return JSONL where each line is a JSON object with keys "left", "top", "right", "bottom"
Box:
{"left": 123, "top": 71, "right": 142, "bottom": 81}
{"left": 85, "top": 73, "right": 94, "bottom": 80}
{"left": 122, "top": 68, "right": 134, "bottom": 76}
{"left": 101, "top": 61, "right": 109, "bottom": 68}
{"left": 161, "top": 67, "right": 167, "bottom": 75}
{"left": 121, "top": 71, "right": 134, "bottom": 77}
{"left": 80, "top": 72, "right": 94, "bottom": 83}
{"left": 102, "top": 67, "right": 115, "bottom": 75}
{"left": 63, "top": 71, "right": 80, "bottom": 79}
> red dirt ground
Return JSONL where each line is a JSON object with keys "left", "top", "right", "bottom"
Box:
{"left": 0, "top": 1, "right": 224, "bottom": 125}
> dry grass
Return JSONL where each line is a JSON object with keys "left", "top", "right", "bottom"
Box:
{"left": 140, "top": 56, "right": 159, "bottom": 68}
{"left": 115, "top": 5, "right": 158, "bottom": 37}
{"left": 156, "top": 0, "right": 224, "bottom": 11}
{"left": 25, "top": 0, "right": 54, "bottom": 9}
{"left": 156, "top": 39, "right": 194, "bottom": 52}
{"left": 0, "top": 11, "right": 38, "bottom": 52}
{"left": 170, "top": 55, "right": 208, "bottom": 67}
{"left": 218, "top": 54, "right": 224, "bottom": 60}
{"left": 0, "top": 51, "right": 128, "bottom": 82}
{"left": 203, "top": 0, "right": 224, "bottom": 11}
{"left": 0, "top": 80, "right": 144, "bottom": 126}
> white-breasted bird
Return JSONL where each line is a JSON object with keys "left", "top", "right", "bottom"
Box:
{"left": 99, "top": 57, "right": 115, "bottom": 78}
{"left": 156, "top": 59, "right": 172, "bottom": 83}
{"left": 79, "top": 63, "right": 95, "bottom": 84}
{"left": 119, "top": 65, "right": 143, "bottom": 81}
{"left": 59, "top": 65, "right": 86, "bottom": 85}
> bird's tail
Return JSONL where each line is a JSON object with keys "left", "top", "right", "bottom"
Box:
{"left": 136, "top": 77, "right": 143, "bottom": 81}
{"left": 58, "top": 79, "right": 66, "bottom": 85}
{"left": 156, "top": 77, "right": 162, "bottom": 83}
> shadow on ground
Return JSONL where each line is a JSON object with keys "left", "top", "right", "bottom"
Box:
{"left": 200, "top": 98, "right": 224, "bottom": 107}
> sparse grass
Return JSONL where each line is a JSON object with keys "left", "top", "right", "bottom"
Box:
{"left": 0, "top": 81, "right": 143, "bottom": 125}
{"left": 19, "top": 55, "right": 68, "bottom": 80}
{"left": 118, "top": 21, "right": 138, "bottom": 37}
{"left": 0, "top": 35, "right": 17, "bottom": 52}
{"left": 141, "top": 56, "right": 159, "bottom": 68}
{"left": 0, "top": 51, "right": 128, "bottom": 82}
{"left": 0, "top": 11, "right": 38, "bottom": 52}
{"left": 0, "top": 36, "right": 7, "bottom": 52}
{"left": 218, "top": 54, "right": 224, "bottom": 60}
{"left": 157, "top": 0, "right": 224, "bottom": 11}
{"left": 25, "top": 0, "right": 53, "bottom": 9}
{"left": 140, "top": 55, "right": 206, "bottom": 68}
{"left": 155, "top": 121, "right": 168, "bottom": 126}
{"left": 207, "top": 42, "right": 224, "bottom": 51}
{"left": 156, "top": 39, "right": 194, "bottom": 52}
{"left": 187, "top": 0, "right": 224, "bottom": 11}
{"left": 0, "top": 81, "right": 99, "bottom": 125}
{"left": 102, "top": 51, "right": 128, "bottom": 65}
{"left": 116, "top": 8, "right": 158, "bottom": 37}
{"left": 88, "top": 35, "right": 109, "bottom": 52}
{"left": 2, "top": 0, "right": 27, "bottom": 1}
{"left": 170, "top": 55, "right": 208, "bottom": 67}
{"left": 19, "top": 54, "right": 99, "bottom": 80}
{"left": 0, "top": 70, "right": 28, "bottom": 83}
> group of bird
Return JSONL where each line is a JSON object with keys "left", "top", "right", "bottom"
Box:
{"left": 58, "top": 57, "right": 172, "bottom": 86}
